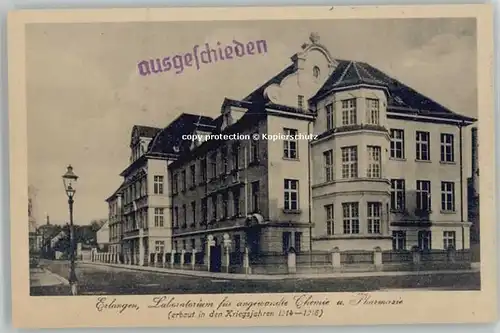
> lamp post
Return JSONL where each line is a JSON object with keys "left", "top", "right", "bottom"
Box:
{"left": 62, "top": 165, "right": 79, "bottom": 295}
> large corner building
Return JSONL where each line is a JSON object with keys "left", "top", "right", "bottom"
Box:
{"left": 106, "top": 33, "right": 476, "bottom": 266}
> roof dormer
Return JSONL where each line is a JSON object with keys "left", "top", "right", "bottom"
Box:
{"left": 220, "top": 98, "right": 248, "bottom": 131}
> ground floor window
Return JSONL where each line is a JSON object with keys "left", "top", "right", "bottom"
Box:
{"left": 294, "top": 232, "right": 302, "bottom": 253}
{"left": 392, "top": 231, "right": 406, "bottom": 250}
{"left": 443, "top": 231, "right": 456, "bottom": 249}
{"left": 155, "top": 240, "right": 164, "bottom": 253}
{"left": 282, "top": 232, "right": 292, "bottom": 253}
{"left": 418, "top": 230, "right": 432, "bottom": 250}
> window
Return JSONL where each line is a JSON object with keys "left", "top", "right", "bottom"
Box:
{"left": 222, "top": 192, "right": 228, "bottom": 218}
{"left": 440, "top": 133, "right": 454, "bottom": 162}
{"left": 416, "top": 131, "right": 430, "bottom": 161}
{"left": 210, "top": 153, "right": 217, "bottom": 179}
{"left": 390, "top": 129, "right": 405, "bottom": 159}
{"left": 367, "top": 146, "right": 381, "bottom": 178}
{"left": 294, "top": 232, "right": 302, "bottom": 253}
{"left": 154, "top": 208, "right": 164, "bottom": 227}
{"left": 283, "top": 128, "right": 298, "bottom": 159}
{"left": 173, "top": 207, "right": 179, "bottom": 228}
{"left": 282, "top": 232, "right": 292, "bottom": 253}
{"left": 200, "top": 158, "right": 207, "bottom": 183}
{"left": 326, "top": 103, "right": 334, "bottom": 130}
{"left": 182, "top": 240, "right": 187, "bottom": 250}
{"left": 201, "top": 198, "right": 207, "bottom": 223}
{"left": 418, "top": 230, "right": 432, "bottom": 250}
{"left": 155, "top": 241, "right": 165, "bottom": 253}
{"left": 325, "top": 204, "right": 334, "bottom": 235}
{"left": 284, "top": 179, "right": 299, "bottom": 211}
{"left": 181, "top": 170, "right": 186, "bottom": 191}
{"left": 441, "top": 181, "right": 455, "bottom": 212}
{"left": 154, "top": 175, "right": 164, "bottom": 194}
{"left": 221, "top": 146, "right": 228, "bottom": 175}
{"left": 341, "top": 146, "right": 358, "bottom": 178}
{"left": 251, "top": 181, "right": 260, "bottom": 212}
{"left": 191, "top": 201, "right": 196, "bottom": 225}
{"left": 313, "top": 66, "right": 320, "bottom": 79}
{"left": 443, "top": 231, "right": 456, "bottom": 249}
{"left": 251, "top": 133, "right": 259, "bottom": 162}
{"left": 416, "top": 180, "right": 431, "bottom": 211}
{"left": 391, "top": 179, "right": 405, "bottom": 211}
{"left": 231, "top": 143, "right": 240, "bottom": 171}
{"left": 367, "top": 202, "right": 381, "bottom": 234}
{"left": 210, "top": 196, "right": 217, "bottom": 221}
{"left": 342, "top": 202, "right": 359, "bottom": 234}
{"left": 190, "top": 164, "right": 196, "bottom": 187}
{"left": 366, "top": 99, "right": 380, "bottom": 125}
{"left": 173, "top": 241, "right": 178, "bottom": 251}
{"left": 298, "top": 95, "right": 305, "bottom": 109}
{"left": 392, "top": 231, "right": 406, "bottom": 250}
{"left": 323, "top": 149, "right": 334, "bottom": 182}
{"left": 341, "top": 99, "right": 357, "bottom": 126}
{"left": 182, "top": 204, "right": 187, "bottom": 227}
{"left": 233, "top": 189, "right": 240, "bottom": 217}
{"left": 191, "top": 239, "right": 196, "bottom": 250}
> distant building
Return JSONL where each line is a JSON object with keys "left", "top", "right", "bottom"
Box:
{"left": 96, "top": 221, "right": 110, "bottom": 250}
{"left": 28, "top": 186, "right": 38, "bottom": 252}
{"left": 468, "top": 127, "right": 479, "bottom": 245}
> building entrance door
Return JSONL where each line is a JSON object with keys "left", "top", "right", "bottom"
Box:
{"left": 210, "top": 245, "right": 222, "bottom": 272}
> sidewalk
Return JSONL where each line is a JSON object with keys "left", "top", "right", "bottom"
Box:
{"left": 30, "top": 267, "right": 69, "bottom": 287}
{"left": 82, "top": 260, "right": 480, "bottom": 281}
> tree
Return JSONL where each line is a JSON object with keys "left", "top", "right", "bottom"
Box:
{"left": 90, "top": 218, "right": 107, "bottom": 232}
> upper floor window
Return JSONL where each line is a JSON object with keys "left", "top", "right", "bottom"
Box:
{"left": 191, "top": 201, "right": 196, "bottom": 225}
{"left": 325, "top": 204, "right": 334, "bottom": 235}
{"left": 342, "top": 202, "right": 359, "bottom": 234}
{"left": 283, "top": 128, "right": 298, "bottom": 159}
{"left": 390, "top": 179, "right": 405, "bottom": 211}
{"left": 323, "top": 149, "right": 334, "bottom": 182}
{"left": 390, "top": 129, "right": 405, "bottom": 159}
{"left": 173, "top": 206, "right": 179, "bottom": 228}
{"left": 182, "top": 204, "right": 187, "bottom": 227}
{"left": 416, "top": 180, "right": 431, "bottom": 212}
{"left": 298, "top": 95, "right": 305, "bottom": 109}
{"left": 209, "top": 153, "right": 217, "bottom": 179}
{"left": 201, "top": 198, "right": 207, "bottom": 223}
{"left": 153, "top": 175, "right": 164, "bottom": 195}
{"left": 190, "top": 164, "right": 196, "bottom": 188}
{"left": 284, "top": 179, "right": 299, "bottom": 211}
{"left": 341, "top": 99, "right": 357, "bottom": 126}
{"left": 341, "top": 146, "right": 358, "bottom": 179}
{"left": 441, "top": 181, "right": 455, "bottom": 212}
{"left": 367, "top": 202, "right": 382, "bottom": 234}
{"left": 181, "top": 170, "right": 187, "bottom": 191}
{"left": 366, "top": 99, "right": 380, "bottom": 125}
{"left": 367, "top": 146, "right": 381, "bottom": 178}
{"left": 199, "top": 158, "right": 207, "bottom": 183}
{"left": 313, "top": 66, "right": 320, "bottom": 79}
{"left": 440, "top": 133, "right": 454, "bottom": 162}
{"left": 326, "top": 103, "right": 334, "bottom": 130}
{"left": 416, "top": 131, "right": 430, "bottom": 161}
{"left": 154, "top": 208, "right": 164, "bottom": 227}
{"left": 231, "top": 143, "right": 240, "bottom": 171}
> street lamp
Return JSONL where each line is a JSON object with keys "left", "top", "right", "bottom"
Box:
{"left": 62, "top": 165, "right": 78, "bottom": 295}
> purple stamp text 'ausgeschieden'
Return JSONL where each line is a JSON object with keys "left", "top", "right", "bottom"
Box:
{"left": 137, "top": 39, "right": 268, "bottom": 76}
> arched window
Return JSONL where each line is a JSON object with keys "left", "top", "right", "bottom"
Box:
{"left": 313, "top": 66, "right": 321, "bottom": 79}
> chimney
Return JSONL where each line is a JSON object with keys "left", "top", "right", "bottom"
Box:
{"left": 46, "top": 213, "right": 50, "bottom": 225}
{"left": 471, "top": 127, "right": 479, "bottom": 196}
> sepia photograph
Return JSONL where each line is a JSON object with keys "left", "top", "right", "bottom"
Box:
{"left": 9, "top": 5, "right": 495, "bottom": 328}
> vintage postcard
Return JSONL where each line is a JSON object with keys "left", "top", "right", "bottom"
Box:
{"left": 8, "top": 4, "right": 496, "bottom": 328}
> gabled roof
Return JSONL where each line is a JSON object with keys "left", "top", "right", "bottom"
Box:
{"left": 243, "top": 64, "right": 297, "bottom": 104}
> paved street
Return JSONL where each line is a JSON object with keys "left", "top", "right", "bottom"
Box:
{"left": 31, "top": 259, "right": 480, "bottom": 296}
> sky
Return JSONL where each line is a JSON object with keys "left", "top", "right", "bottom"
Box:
{"left": 26, "top": 18, "right": 477, "bottom": 225}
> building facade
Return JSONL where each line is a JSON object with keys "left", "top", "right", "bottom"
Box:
{"left": 96, "top": 221, "right": 110, "bottom": 250}
{"left": 108, "top": 33, "right": 476, "bottom": 267}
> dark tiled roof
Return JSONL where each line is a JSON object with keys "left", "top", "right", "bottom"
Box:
{"left": 147, "top": 113, "right": 215, "bottom": 156}
{"left": 311, "top": 60, "right": 475, "bottom": 121}
{"left": 133, "top": 125, "right": 161, "bottom": 138}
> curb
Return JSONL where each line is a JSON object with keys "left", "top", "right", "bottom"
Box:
{"left": 42, "top": 268, "right": 70, "bottom": 285}
{"left": 82, "top": 261, "right": 480, "bottom": 281}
